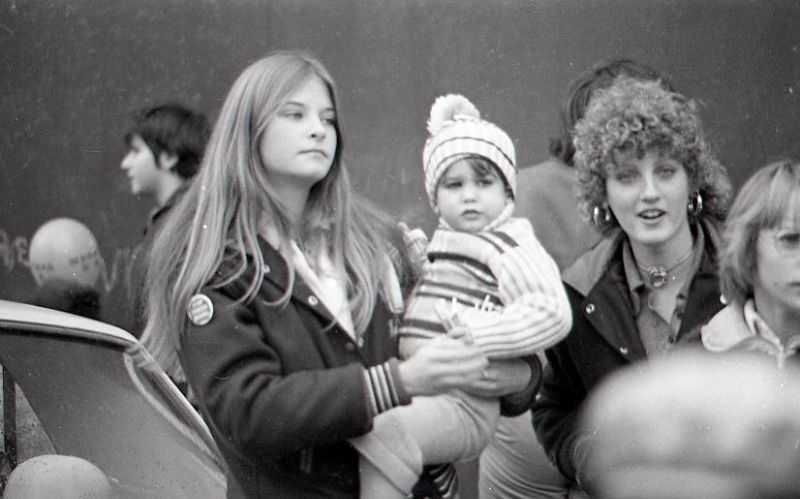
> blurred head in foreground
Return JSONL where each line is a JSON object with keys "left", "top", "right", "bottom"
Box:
{"left": 580, "top": 350, "right": 800, "bottom": 499}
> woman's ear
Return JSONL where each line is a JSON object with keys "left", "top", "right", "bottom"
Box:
{"left": 158, "top": 151, "right": 179, "bottom": 171}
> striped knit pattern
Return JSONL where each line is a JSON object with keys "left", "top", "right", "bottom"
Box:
{"left": 363, "top": 360, "right": 406, "bottom": 417}
{"left": 422, "top": 119, "right": 516, "bottom": 208}
{"left": 399, "top": 217, "right": 572, "bottom": 360}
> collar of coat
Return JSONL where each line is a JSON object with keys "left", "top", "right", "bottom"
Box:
{"left": 212, "top": 230, "right": 404, "bottom": 336}
{"left": 562, "top": 217, "right": 722, "bottom": 296}
{"left": 701, "top": 302, "right": 758, "bottom": 352}
{"left": 145, "top": 181, "right": 190, "bottom": 235}
{"left": 560, "top": 218, "right": 724, "bottom": 361}
{"left": 702, "top": 301, "right": 800, "bottom": 362}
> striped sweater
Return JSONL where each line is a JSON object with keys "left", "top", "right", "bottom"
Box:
{"left": 399, "top": 217, "right": 572, "bottom": 360}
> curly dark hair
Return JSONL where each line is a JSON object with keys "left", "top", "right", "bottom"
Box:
{"left": 572, "top": 76, "right": 732, "bottom": 235}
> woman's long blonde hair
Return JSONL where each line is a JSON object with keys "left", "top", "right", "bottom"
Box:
{"left": 142, "top": 50, "right": 405, "bottom": 377}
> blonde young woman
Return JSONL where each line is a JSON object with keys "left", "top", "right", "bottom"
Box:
{"left": 142, "top": 51, "right": 521, "bottom": 498}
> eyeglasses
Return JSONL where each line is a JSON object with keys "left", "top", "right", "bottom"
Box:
{"left": 772, "top": 229, "right": 800, "bottom": 257}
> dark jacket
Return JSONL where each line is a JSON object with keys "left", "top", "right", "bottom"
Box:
{"left": 30, "top": 278, "right": 101, "bottom": 320}
{"left": 180, "top": 238, "right": 406, "bottom": 498}
{"left": 531, "top": 221, "right": 725, "bottom": 486}
{"left": 182, "top": 226, "right": 541, "bottom": 499}
{"left": 124, "top": 183, "right": 190, "bottom": 337}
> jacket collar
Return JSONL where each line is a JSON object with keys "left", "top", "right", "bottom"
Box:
{"left": 673, "top": 218, "right": 724, "bottom": 337}
{"left": 701, "top": 303, "right": 753, "bottom": 352}
{"left": 145, "top": 181, "right": 190, "bottom": 235}
{"left": 563, "top": 218, "right": 722, "bottom": 294}
{"left": 702, "top": 300, "right": 800, "bottom": 352}
{"left": 253, "top": 234, "right": 403, "bottom": 342}
{"left": 562, "top": 229, "right": 622, "bottom": 296}
{"left": 563, "top": 219, "right": 724, "bottom": 362}
{"left": 253, "top": 237, "right": 340, "bottom": 328}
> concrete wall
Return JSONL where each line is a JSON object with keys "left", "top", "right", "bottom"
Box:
{"left": 2, "top": 0, "right": 799, "bottom": 326}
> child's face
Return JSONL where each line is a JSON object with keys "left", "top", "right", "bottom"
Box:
{"left": 120, "top": 135, "right": 160, "bottom": 197}
{"left": 435, "top": 159, "right": 509, "bottom": 232}
{"left": 259, "top": 74, "right": 337, "bottom": 194}
{"left": 753, "top": 219, "right": 800, "bottom": 316}
{"left": 606, "top": 148, "right": 691, "bottom": 250}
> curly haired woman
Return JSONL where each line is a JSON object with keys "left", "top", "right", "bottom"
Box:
{"left": 531, "top": 76, "right": 733, "bottom": 497}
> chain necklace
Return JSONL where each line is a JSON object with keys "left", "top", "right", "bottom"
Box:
{"left": 636, "top": 245, "right": 694, "bottom": 289}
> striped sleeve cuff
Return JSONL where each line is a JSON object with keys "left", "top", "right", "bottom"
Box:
{"left": 363, "top": 358, "right": 411, "bottom": 417}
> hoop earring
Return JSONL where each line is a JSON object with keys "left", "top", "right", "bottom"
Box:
{"left": 688, "top": 192, "right": 703, "bottom": 216}
{"left": 592, "top": 205, "right": 611, "bottom": 226}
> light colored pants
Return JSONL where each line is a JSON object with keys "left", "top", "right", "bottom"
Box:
{"left": 479, "top": 412, "right": 568, "bottom": 499}
{"left": 352, "top": 391, "right": 498, "bottom": 492}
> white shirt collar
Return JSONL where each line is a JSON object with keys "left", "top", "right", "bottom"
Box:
{"left": 260, "top": 222, "right": 357, "bottom": 340}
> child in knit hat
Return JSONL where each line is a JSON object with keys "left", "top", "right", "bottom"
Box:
{"left": 351, "top": 95, "right": 572, "bottom": 498}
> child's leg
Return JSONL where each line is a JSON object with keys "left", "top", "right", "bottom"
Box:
{"left": 404, "top": 392, "right": 498, "bottom": 464}
{"left": 358, "top": 457, "right": 409, "bottom": 499}
{"left": 358, "top": 460, "right": 460, "bottom": 499}
{"left": 352, "top": 393, "right": 499, "bottom": 497}
{"left": 351, "top": 418, "right": 424, "bottom": 498}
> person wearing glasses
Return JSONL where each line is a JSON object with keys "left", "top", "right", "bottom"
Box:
{"left": 574, "top": 159, "right": 800, "bottom": 496}
{"left": 700, "top": 159, "right": 800, "bottom": 364}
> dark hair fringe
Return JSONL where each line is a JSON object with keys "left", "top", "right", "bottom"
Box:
{"left": 549, "top": 58, "right": 675, "bottom": 166}
{"left": 124, "top": 103, "right": 211, "bottom": 179}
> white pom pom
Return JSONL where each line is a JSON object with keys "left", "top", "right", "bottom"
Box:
{"left": 427, "top": 94, "right": 481, "bottom": 135}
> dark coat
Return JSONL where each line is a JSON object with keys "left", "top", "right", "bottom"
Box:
{"left": 531, "top": 221, "right": 725, "bottom": 485}
{"left": 180, "top": 238, "right": 403, "bottom": 499}
{"left": 125, "top": 183, "right": 190, "bottom": 337}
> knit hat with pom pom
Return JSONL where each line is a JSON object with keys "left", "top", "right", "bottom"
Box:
{"left": 422, "top": 94, "right": 516, "bottom": 208}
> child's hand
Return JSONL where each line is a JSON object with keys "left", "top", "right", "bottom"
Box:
{"left": 435, "top": 298, "right": 475, "bottom": 344}
{"left": 446, "top": 324, "right": 474, "bottom": 345}
{"left": 434, "top": 297, "right": 461, "bottom": 329}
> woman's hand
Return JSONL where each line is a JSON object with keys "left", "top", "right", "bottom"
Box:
{"left": 398, "top": 336, "right": 488, "bottom": 397}
{"left": 460, "top": 358, "right": 531, "bottom": 397}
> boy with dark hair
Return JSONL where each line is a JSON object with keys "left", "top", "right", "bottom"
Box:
{"left": 120, "top": 103, "right": 209, "bottom": 348}
{"left": 122, "top": 103, "right": 209, "bottom": 204}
